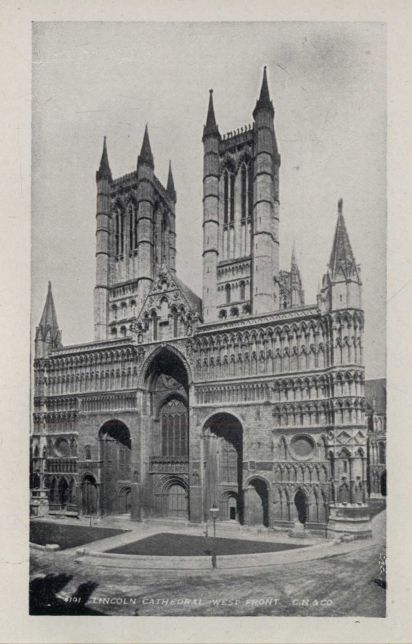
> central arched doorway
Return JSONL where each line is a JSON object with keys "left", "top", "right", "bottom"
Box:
{"left": 294, "top": 489, "right": 308, "bottom": 524}
{"left": 203, "top": 413, "right": 243, "bottom": 524}
{"left": 143, "top": 347, "right": 190, "bottom": 519}
{"left": 99, "top": 420, "right": 131, "bottom": 515}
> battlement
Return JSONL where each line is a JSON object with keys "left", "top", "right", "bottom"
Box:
{"left": 219, "top": 124, "right": 254, "bottom": 151}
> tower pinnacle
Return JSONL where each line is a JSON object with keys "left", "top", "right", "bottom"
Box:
{"left": 203, "top": 89, "right": 220, "bottom": 140}
{"left": 167, "top": 161, "right": 176, "bottom": 203}
{"left": 138, "top": 124, "right": 154, "bottom": 169}
{"left": 253, "top": 66, "right": 274, "bottom": 118}
{"left": 291, "top": 241, "right": 297, "bottom": 268}
{"left": 96, "top": 136, "right": 112, "bottom": 182}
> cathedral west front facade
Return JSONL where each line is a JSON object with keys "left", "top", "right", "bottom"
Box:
{"left": 31, "top": 68, "right": 371, "bottom": 536}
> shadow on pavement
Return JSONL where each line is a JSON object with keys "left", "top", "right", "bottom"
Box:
{"left": 30, "top": 573, "right": 104, "bottom": 615}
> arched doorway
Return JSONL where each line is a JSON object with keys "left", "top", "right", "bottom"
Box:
{"left": 82, "top": 475, "right": 98, "bottom": 515}
{"left": 380, "top": 470, "right": 387, "bottom": 497}
{"left": 245, "top": 478, "right": 269, "bottom": 527}
{"left": 58, "top": 478, "right": 69, "bottom": 509}
{"left": 118, "top": 487, "right": 131, "bottom": 514}
{"left": 203, "top": 413, "right": 243, "bottom": 524}
{"left": 99, "top": 420, "right": 131, "bottom": 515}
{"left": 294, "top": 489, "right": 308, "bottom": 524}
{"left": 167, "top": 482, "right": 188, "bottom": 518}
{"left": 143, "top": 347, "right": 190, "bottom": 519}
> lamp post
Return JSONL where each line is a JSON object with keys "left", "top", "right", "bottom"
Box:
{"left": 209, "top": 504, "right": 219, "bottom": 539}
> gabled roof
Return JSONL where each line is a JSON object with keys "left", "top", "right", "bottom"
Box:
{"left": 137, "top": 265, "right": 202, "bottom": 323}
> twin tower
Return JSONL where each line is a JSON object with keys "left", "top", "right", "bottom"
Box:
{"left": 202, "top": 66, "right": 281, "bottom": 323}
{"left": 94, "top": 67, "right": 282, "bottom": 340}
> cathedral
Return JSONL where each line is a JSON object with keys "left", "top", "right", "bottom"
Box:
{"left": 30, "top": 68, "right": 374, "bottom": 537}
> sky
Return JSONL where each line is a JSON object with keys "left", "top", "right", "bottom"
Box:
{"left": 32, "top": 21, "right": 386, "bottom": 378}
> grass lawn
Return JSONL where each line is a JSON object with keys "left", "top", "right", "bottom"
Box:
{"left": 107, "top": 532, "right": 305, "bottom": 556}
{"left": 30, "top": 521, "right": 129, "bottom": 550}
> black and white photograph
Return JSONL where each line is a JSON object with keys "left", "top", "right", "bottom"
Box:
{"left": 27, "top": 20, "right": 389, "bottom": 620}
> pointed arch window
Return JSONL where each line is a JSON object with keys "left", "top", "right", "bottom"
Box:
{"left": 248, "top": 164, "right": 254, "bottom": 219}
{"left": 152, "top": 311, "right": 158, "bottom": 341}
{"left": 161, "top": 212, "right": 168, "bottom": 263}
{"left": 172, "top": 308, "right": 179, "bottom": 338}
{"left": 225, "top": 283, "right": 231, "bottom": 305}
{"left": 224, "top": 171, "right": 229, "bottom": 224}
{"left": 115, "top": 207, "right": 124, "bottom": 257}
{"left": 241, "top": 164, "right": 248, "bottom": 221}
{"left": 220, "top": 442, "right": 238, "bottom": 482}
{"left": 128, "top": 203, "right": 136, "bottom": 252}
{"left": 230, "top": 173, "right": 235, "bottom": 222}
{"left": 161, "top": 398, "right": 188, "bottom": 457}
{"left": 240, "top": 280, "right": 246, "bottom": 301}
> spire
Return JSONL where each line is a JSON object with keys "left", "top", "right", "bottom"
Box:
{"left": 167, "top": 161, "right": 176, "bottom": 203}
{"left": 39, "top": 281, "right": 59, "bottom": 330}
{"left": 36, "top": 281, "right": 62, "bottom": 352}
{"left": 329, "top": 199, "right": 358, "bottom": 279}
{"left": 291, "top": 241, "right": 298, "bottom": 269}
{"left": 203, "top": 89, "right": 220, "bottom": 140}
{"left": 96, "top": 136, "right": 112, "bottom": 182}
{"left": 138, "top": 125, "right": 154, "bottom": 169}
{"left": 253, "top": 66, "right": 274, "bottom": 118}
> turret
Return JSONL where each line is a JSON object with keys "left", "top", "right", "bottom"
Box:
{"left": 136, "top": 125, "right": 155, "bottom": 301}
{"left": 290, "top": 243, "right": 305, "bottom": 306}
{"left": 35, "top": 282, "right": 62, "bottom": 358}
{"left": 319, "top": 199, "right": 362, "bottom": 313}
{"left": 202, "top": 90, "right": 221, "bottom": 322}
{"left": 94, "top": 137, "right": 112, "bottom": 340}
{"left": 252, "top": 66, "right": 281, "bottom": 314}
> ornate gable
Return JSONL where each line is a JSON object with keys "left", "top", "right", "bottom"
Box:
{"left": 132, "top": 265, "right": 201, "bottom": 343}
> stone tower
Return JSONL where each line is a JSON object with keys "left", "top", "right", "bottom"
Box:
{"left": 252, "top": 66, "right": 281, "bottom": 315}
{"left": 201, "top": 67, "right": 281, "bottom": 323}
{"left": 93, "top": 128, "right": 177, "bottom": 340}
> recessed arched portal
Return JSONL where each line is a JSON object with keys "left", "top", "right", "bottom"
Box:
{"left": 245, "top": 478, "right": 270, "bottom": 527}
{"left": 294, "top": 488, "right": 308, "bottom": 524}
{"left": 118, "top": 486, "right": 132, "bottom": 514}
{"left": 167, "top": 482, "right": 188, "bottom": 518}
{"left": 59, "top": 478, "right": 69, "bottom": 506}
{"left": 99, "top": 420, "right": 131, "bottom": 515}
{"left": 203, "top": 412, "right": 243, "bottom": 524}
{"left": 82, "top": 475, "right": 98, "bottom": 515}
{"left": 143, "top": 347, "right": 190, "bottom": 519}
